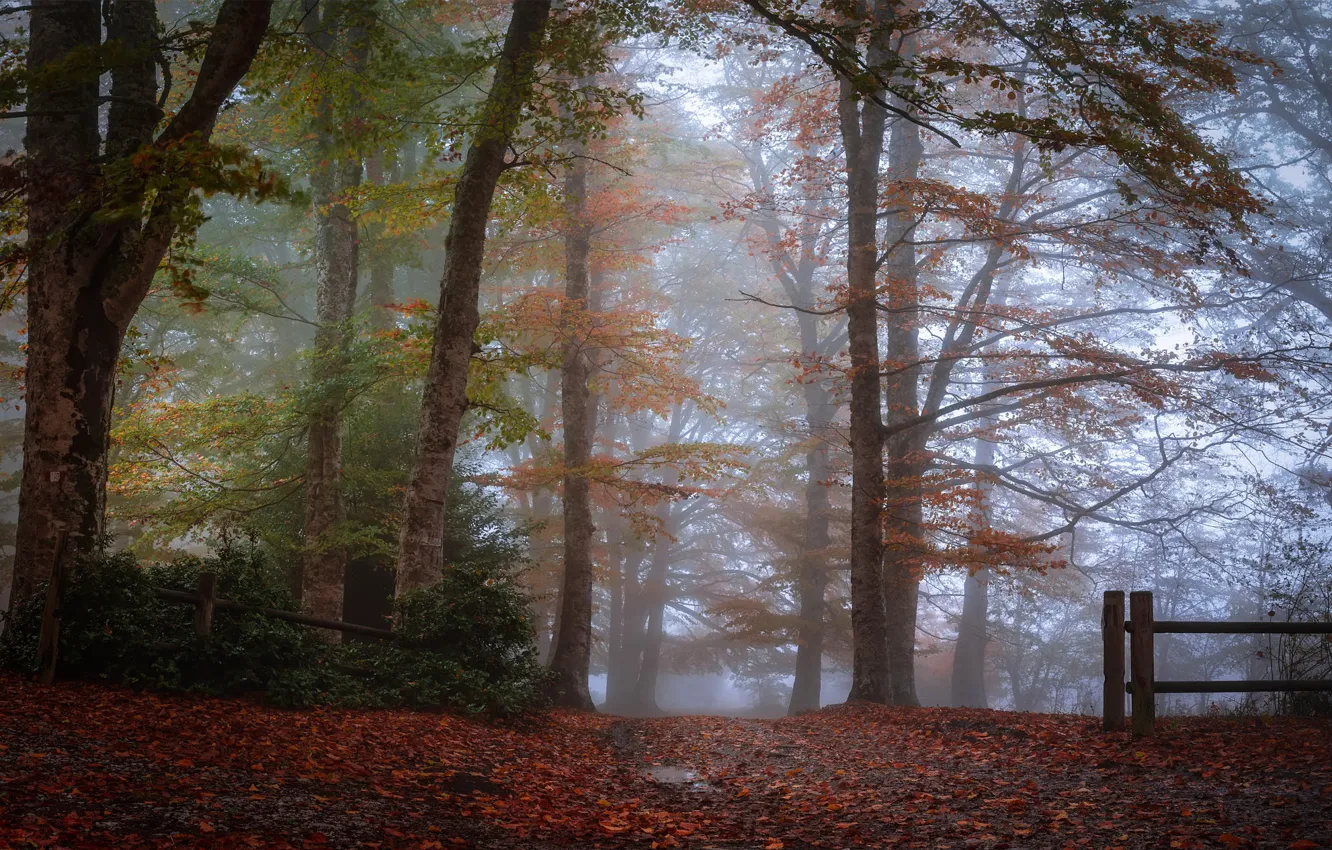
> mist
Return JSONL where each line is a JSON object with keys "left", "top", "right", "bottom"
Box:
{"left": 2, "top": 0, "right": 1331, "bottom": 722}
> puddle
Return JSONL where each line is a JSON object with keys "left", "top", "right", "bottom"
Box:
{"left": 644, "top": 765, "right": 710, "bottom": 790}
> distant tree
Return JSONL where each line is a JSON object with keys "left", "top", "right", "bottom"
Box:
{"left": 736, "top": 0, "right": 1268, "bottom": 705}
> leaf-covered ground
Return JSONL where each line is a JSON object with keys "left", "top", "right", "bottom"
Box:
{"left": 1, "top": 673, "right": 1329, "bottom": 850}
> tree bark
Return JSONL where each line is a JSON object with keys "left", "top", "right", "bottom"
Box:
{"left": 365, "top": 152, "right": 398, "bottom": 333}
{"left": 880, "top": 63, "right": 925, "bottom": 705}
{"left": 952, "top": 412, "right": 998, "bottom": 709}
{"left": 606, "top": 535, "right": 647, "bottom": 710}
{"left": 395, "top": 0, "right": 552, "bottom": 597}
{"left": 548, "top": 148, "right": 598, "bottom": 710}
{"left": 789, "top": 390, "right": 832, "bottom": 714}
{"left": 299, "top": 0, "right": 367, "bottom": 629}
{"left": 633, "top": 539, "right": 670, "bottom": 715}
{"left": 6, "top": 0, "right": 272, "bottom": 607}
{"left": 841, "top": 0, "right": 893, "bottom": 704}
{"left": 951, "top": 567, "right": 990, "bottom": 707}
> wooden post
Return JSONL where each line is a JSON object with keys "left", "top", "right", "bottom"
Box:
{"left": 1102, "top": 590, "right": 1125, "bottom": 732}
{"left": 1129, "top": 590, "right": 1155, "bottom": 737}
{"left": 193, "top": 572, "right": 218, "bottom": 637}
{"left": 35, "top": 531, "right": 69, "bottom": 685}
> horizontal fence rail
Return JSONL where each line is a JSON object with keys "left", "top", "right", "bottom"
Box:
{"left": 1131, "top": 620, "right": 1332, "bottom": 635}
{"left": 1103, "top": 590, "right": 1332, "bottom": 737}
{"left": 150, "top": 583, "right": 397, "bottom": 641}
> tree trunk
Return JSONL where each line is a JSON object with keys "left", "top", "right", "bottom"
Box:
{"left": 548, "top": 147, "right": 598, "bottom": 710}
{"left": 789, "top": 391, "right": 831, "bottom": 714}
{"left": 881, "top": 70, "right": 925, "bottom": 705}
{"left": 365, "top": 152, "right": 398, "bottom": 333}
{"left": 395, "top": 0, "right": 552, "bottom": 597}
{"left": 606, "top": 537, "right": 647, "bottom": 710}
{"left": 947, "top": 270, "right": 1011, "bottom": 708}
{"left": 628, "top": 448, "right": 679, "bottom": 714}
{"left": 951, "top": 567, "right": 990, "bottom": 707}
{"left": 841, "top": 0, "right": 893, "bottom": 704}
{"left": 299, "top": 1, "right": 367, "bottom": 627}
{"left": 633, "top": 545, "right": 669, "bottom": 715}
{"left": 5, "top": 0, "right": 272, "bottom": 608}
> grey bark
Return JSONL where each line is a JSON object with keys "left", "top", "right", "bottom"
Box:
{"left": 841, "top": 0, "right": 893, "bottom": 704}
{"left": 299, "top": 0, "right": 367, "bottom": 629}
{"left": 548, "top": 149, "right": 598, "bottom": 710}
{"left": 880, "top": 60, "right": 925, "bottom": 706}
{"left": 395, "top": 0, "right": 552, "bottom": 597}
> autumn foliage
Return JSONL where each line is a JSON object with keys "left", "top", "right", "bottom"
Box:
{"left": 1, "top": 674, "right": 1329, "bottom": 849}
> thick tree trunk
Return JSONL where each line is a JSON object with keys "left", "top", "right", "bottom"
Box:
{"left": 880, "top": 74, "right": 925, "bottom": 706}
{"left": 5, "top": 0, "right": 271, "bottom": 608}
{"left": 9, "top": 0, "right": 105, "bottom": 608}
{"left": 395, "top": 0, "right": 552, "bottom": 597}
{"left": 548, "top": 150, "right": 598, "bottom": 710}
{"left": 841, "top": 0, "right": 893, "bottom": 704}
{"left": 300, "top": 2, "right": 366, "bottom": 627}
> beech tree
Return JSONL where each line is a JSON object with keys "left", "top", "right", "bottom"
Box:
{"left": 393, "top": 0, "right": 555, "bottom": 596}
{"left": 297, "top": 0, "right": 371, "bottom": 627}
{"left": 736, "top": 0, "right": 1271, "bottom": 705}
{"left": 0, "top": 0, "right": 274, "bottom": 606}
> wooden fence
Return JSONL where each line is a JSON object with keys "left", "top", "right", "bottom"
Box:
{"left": 152, "top": 572, "right": 397, "bottom": 641}
{"left": 1102, "top": 590, "right": 1332, "bottom": 737}
{"left": 37, "top": 571, "right": 397, "bottom": 682}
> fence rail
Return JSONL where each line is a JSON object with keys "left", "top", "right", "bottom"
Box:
{"left": 1103, "top": 590, "right": 1332, "bottom": 737}
{"left": 37, "top": 571, "right": 398, "bottom": 682}
{"left": 151, "top": 580, "right": 397, "bottom": 641}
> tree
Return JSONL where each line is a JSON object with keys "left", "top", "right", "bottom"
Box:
{"left": 298, "top": 0, "right": 372, "bottom": 627}
{"left": 547, "top": 129, "right": 598, "bottom": 709}
{"left": 2, "top": 0, "right": 274, "bottom": 606}
{"left": 738, "top": 0, "right": 1268, "bottom": 705}
{"left": 394, "top": 0, "right": 553, "bottom": 597}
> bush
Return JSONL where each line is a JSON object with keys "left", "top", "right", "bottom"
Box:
{"left": 347, "top": 568, "right": 549, "bottom": 714}
{"left": 0, "top": 543, "right": 546, "bottom": 715}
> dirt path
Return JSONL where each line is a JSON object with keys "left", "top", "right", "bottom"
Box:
{"left": 1, "top": 674, "right": 1330, "bottom": 849}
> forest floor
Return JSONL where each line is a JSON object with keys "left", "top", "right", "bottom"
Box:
{"left": 1, "top": 673, "right": 1330, "bottom": 850}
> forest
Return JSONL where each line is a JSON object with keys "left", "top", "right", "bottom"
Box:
{"left": 0, "top": 0, "right": 1330, "bottom": 847}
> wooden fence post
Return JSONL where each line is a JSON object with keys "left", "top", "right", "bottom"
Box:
{"left": 35, "top": 531, "right": 70, "bottom": 685}
{"left": 1102, "top": 590, "right": 1125, "bottom": 732}
{"left": 193, "top": 572, "right": 218, "bottom": 637}
{"left": 1130, "top": 590, "right": 1155, "bottom": 737}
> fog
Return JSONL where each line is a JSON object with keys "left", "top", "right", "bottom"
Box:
{"left": 2, "top": 0, "right": 1331, "bottom": 720}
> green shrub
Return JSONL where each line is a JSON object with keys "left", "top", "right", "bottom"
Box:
{"left": 0, "top": 543, "right": 546, "bottom": 715}
{"left": 344, "top": 568, "right": 550, "bottom": 715}
{"left": 0, "top": 549, "right": 168, "bottom": 684}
